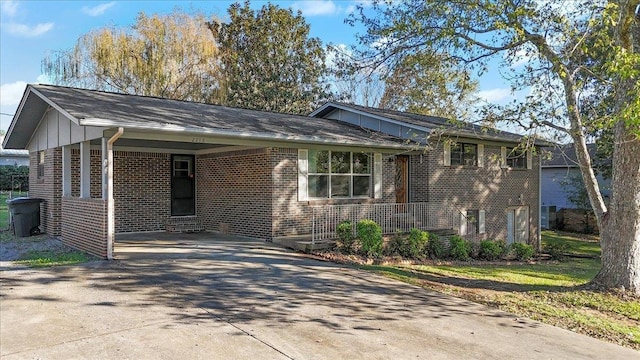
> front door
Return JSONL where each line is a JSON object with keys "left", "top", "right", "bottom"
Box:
{"left": 507, "top": 206, "right": 529, "bottom": 244}
{"left": 171, "top": 155, "right": 195, "bottom": 216}
{"left": 395, "top": 155, "right": 409, "bottom": 204}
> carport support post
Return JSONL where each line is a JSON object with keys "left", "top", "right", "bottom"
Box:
{"left": 104, "top": 128, "right": 124, "bottom": 260}
{"left": 80, "top": 141, "right": 91, "bottom": 198}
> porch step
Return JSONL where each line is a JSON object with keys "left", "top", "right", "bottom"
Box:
{"left": 272, "top": 235, "right": 335, "bottom": 253}
{"left": 165, "top": 217, "right": 206, "bottom": 233}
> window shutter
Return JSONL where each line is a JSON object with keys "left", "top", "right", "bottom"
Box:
{"left": 527, "top": 149, "right": 533, "bottom": 169}
{"left": 477, "top": 144, "right": 484, "bottom": 167}
{"left": 460, "top": 210, "right": 467, "bottom": 236}
{"left": 500, "top": 146, "right": 507, "bottom": 168}
{"left": 298, "top": 149, "right": 308, "bottom": 201}
{"left": 443, "top": 142, "right": 451, "bottom": 166}
{"left": 478, "top": 210, "right": 485, "bottom": 234}
{"left": 374, "top": 153, "right": 383, "bottom": 199}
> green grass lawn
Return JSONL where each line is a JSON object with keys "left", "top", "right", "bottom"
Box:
{"left": 360, "top": 231, "right": 640, "bottom": 350}
{"left": 15, "top": 249, "right": 91, "bottom": 267}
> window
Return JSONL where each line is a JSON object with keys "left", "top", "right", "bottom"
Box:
{"left": 307, "top": 150, "right": 372, "bottom": 198}
{"left": 173, "top": 156, "right": 192, "bottom": 177}
{"left": 466, "top": 210, "right": 479, "bottom": 234}
{"left": 37, "top": 151, "right": 45, "bottom": 179}
{"left": 506, "top": 147, "right": 526, "bottom": 169}
{"left": 451, "top": 143, "right": 477, "bottom": 166}
{"left": 460, "top": 209, "right": 485, "bottom": 235}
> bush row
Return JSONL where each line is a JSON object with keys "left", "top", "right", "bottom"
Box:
{"left": 335, "top": 219, "right": 535, "bottom": 261}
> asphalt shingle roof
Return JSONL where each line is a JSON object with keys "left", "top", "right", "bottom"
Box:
{"left": 314, "top": 101, "right": 527, "bottom": 143}
{"left": 30, "top": 85, "right": 406, "bottom": 148}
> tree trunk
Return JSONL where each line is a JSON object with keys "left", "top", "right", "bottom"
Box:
{"left": 594, "top": 121, "right": 640, "bottom": 294}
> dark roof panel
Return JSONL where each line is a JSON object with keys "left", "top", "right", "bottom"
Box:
{"left": 29, "top": 85, "right": 405, "bottom": 148}
{"left": 312, "top": 101, "right": 539, "bottom": 144}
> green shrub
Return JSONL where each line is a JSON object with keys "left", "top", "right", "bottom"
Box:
{"left": 512, "top": 243, "right": 534, "bottom": 261}
{"left": 357, "top": 219, "right": 383, "bottom": 257}
{"left": 426, "top": 233, "right": 447, "bottom": 259}
{"left": 406, "top": 228, "right": 428, "bottom": 259}
{"left": 479, "top": 240, "right": 503, "bottom": 261}
{"left": 449, "top": 235, "right": 471, "bottom": 261}
{"left": 495, "top": 239, "right": 510, "bottom": 257}
{"left": 336, "top": 220, "right": 355, "bottom": 254}
{"left": 544, "top": 238, "right": 570, "bottom": 260}
{"left": 385, "top": 231, "right": 405, "bottom": 256}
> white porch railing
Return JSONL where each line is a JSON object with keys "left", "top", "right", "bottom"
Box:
{"left": 311, "top": 202, "right": 459, "bottom": 243}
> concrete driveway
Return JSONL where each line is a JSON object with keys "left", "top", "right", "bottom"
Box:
{"left": 1, "top": 233, "right": 637, "bottom": 359}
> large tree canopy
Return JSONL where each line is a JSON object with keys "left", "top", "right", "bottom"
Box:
{"left": 215, "top": 1, "right": 330, "bottom": 114}
{"left": 43, "top": 11, "right": 224, "bottom": 103}
{"left": 378, "top": 54, "right": 479, "bottom": 119}
{"left": 350, "top": 0, "right": 639, "bottom": 293}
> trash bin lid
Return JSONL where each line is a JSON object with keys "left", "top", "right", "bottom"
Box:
{"left": 6, "top": 197, "right": 44, "bottom": 204}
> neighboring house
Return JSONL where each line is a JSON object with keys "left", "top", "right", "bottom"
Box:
{"left": 0, "top": 135, "right": 29, "bottom": 167}
{"left": 541, "top": 143, "right": 611, "bottom": 229}
{"left": 3, "top": 84, "right": 548, "bottom": 258}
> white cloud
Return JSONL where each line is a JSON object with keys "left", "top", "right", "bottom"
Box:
{"left": 477, "top": 88, "right": 513, "bottom": 104}
{"left": 36, "top": 74, "right": 51, "bottom": 84}
{"left": 0, "top": 81, "right": 27, "bottom": 106}
{"left": 1, "top": 0, "right": 18, "bottom": 17}
{"left": 4, "top": 22, "right": 54, "bottom": 37}
{"left": 81, "top": 2, "right": 115, "bottom": 17}
{"left": 291, "top": 0, "right": 338, "bottom": 16}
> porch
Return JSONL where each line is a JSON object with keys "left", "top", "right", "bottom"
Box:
{"left": 274, "top": 202, "right": 468, "bottom": 252}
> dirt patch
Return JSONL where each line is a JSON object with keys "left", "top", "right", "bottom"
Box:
{"left": 0, "top": 232, "right": 74, "bottom": 261}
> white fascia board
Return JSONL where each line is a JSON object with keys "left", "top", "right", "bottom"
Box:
{"left": 2, "top": 87, "right": 31, "bottom": 149}
{"left": 80, "top": 117, "right": 414, "bottom": 151}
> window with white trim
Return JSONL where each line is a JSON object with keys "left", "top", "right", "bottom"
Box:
{"left": 451, "top": 142, "right": 478, "bottom": 166}
{"left": 506, "top": 147, "right": 527, "bottom": 169}
{"left": 307, "top": 150, "right": 372, "bottom": 199}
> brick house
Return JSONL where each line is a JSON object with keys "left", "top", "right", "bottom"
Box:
{"left": 3, "top": 85, "right": 547, "bottom": 258}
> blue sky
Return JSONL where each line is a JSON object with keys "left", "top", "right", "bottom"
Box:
{"left": 0, "top": 0, "right": 518, "bottom": 132}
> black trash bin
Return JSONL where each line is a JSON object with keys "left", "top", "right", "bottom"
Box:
{"left": 7, "top": 198, "right": 43, "bottom": 237}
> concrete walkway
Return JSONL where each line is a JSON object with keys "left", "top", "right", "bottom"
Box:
{"left": 1, "top": 233, "right": 638, "bottom": 359}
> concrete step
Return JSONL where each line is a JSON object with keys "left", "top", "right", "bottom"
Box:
{"left": 165, "top": 217, "right": 205, "bottom": 233}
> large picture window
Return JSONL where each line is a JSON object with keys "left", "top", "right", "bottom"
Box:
{"left": 451, "top": 143, "right": 477, "bottom": 166}
{"left": 307, "top": 150, "right": 372, "bottom": 198}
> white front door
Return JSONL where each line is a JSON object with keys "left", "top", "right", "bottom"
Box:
{"left": 507, "top": 207, "right": 529, "bottom": 244}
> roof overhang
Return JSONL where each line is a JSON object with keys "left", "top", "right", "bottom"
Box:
{"left": 312, "top": 102, "right": 555, "bottom": 147}
{"left": 85, "top": 118, "right": 414, "bottom": 152}
{"left": 2, "top": 85, "right": 80, "bottom": 150}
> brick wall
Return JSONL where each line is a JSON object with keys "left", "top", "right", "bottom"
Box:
{"left": 28, "top": 148, "right": 62, "bottom": 236}
{"left": 69, "top": 150, "right": 170, "bottom": 232}
{"left": 270, "top": 148, "right": 396, "bottom": 238}
{"left": 70, "top": 149, "right": 102, "bottom": 198}
{"left": 113, "top": 151, "right": 171, "bottom": 232}
{"left": 410, "top": 144, "right": 540, "bottom": 244}
{"left": 197, "top": 149, "right": 273, "bottom": 239}
{"left": 61, "top": 197, "right": 108, "bottom": 258}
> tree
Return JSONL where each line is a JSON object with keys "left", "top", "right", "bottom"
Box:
{"left": 350, "top": 1, "right": 639, "bottom": 293}
{"left": 42, "top": 11, "right": 224, "bottom": 103}
{"left": 378, "top": 53, "right": 479, "bottom": 119}
{"left": 215, "top": 1, "right": 330, "bottom": 114}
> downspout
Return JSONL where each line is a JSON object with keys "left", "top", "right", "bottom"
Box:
{"left": 106, "top": 127, "right": 124, "bottom": 260}
{"left": 537, "top": 152, "right": 542, "bottom": 252}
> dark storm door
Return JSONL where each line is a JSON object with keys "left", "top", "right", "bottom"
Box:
{"left": 171, "top": 155, "right": 195, "bottom": 216}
